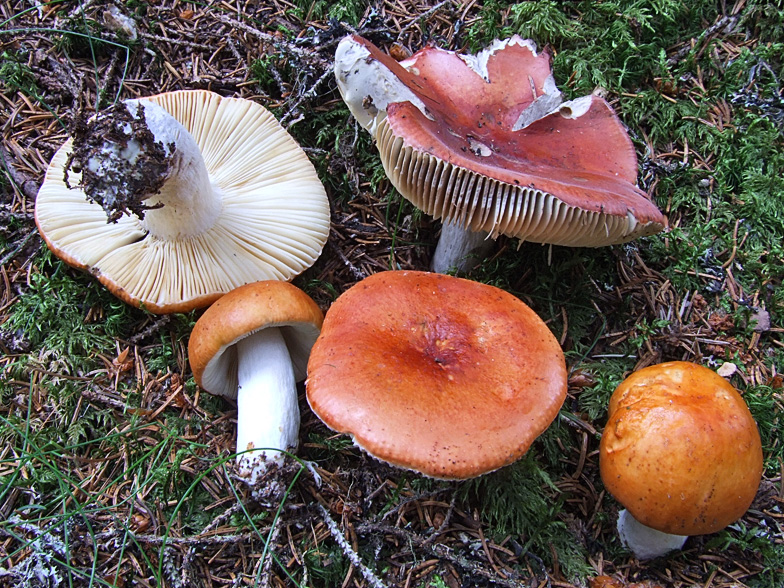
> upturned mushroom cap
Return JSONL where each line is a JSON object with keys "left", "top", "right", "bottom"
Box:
{"left": 35, "top": 89, "right": 330, "bottom": 313}
{"left": 305, "top": 270, "right": 567, "bottom": 479}
{"left": 189, "top": 280, "right": 324, "bottom": 398}
{"left": 334, "top": 35, "right": 666, "bottom": 246}
{"left": 600, "top": 361, "right": 763, "bottom": 536}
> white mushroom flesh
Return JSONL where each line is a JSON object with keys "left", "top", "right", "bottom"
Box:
{"left": 122, "top": 100, "right": 223, "bottom": 239}
{"left": 334, "top": 36, "right": 428, "bottom": 137}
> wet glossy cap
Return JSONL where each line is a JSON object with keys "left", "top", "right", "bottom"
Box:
{"left": 600, "top": 361, "right": 763, "bottom": 535}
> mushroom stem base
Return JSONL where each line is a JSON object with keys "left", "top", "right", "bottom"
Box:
{"left": 617, "top": 509, "right": 688, "bottom": 560}
{"left": 235, "top": 327, "right": 299, "bottom": 485}
{"left": 431, "top": 221, "right": 494, "bottom": 274}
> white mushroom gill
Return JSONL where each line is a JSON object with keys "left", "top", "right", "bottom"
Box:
{"left": 36, "top": 90, "right": 330, "bottom": 312}
{"left": 235, "top": 327, "right": 299, "bottom": 486}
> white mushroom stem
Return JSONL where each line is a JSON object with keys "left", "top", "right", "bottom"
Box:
{"left": 80, "top": 100, "right": 222, "bottom": 239}
{"left": 431, "top": 221, "right": 494, "bottom": 274}
{"left": 617, "top": 509, "right": 688, "bottom": 560}
{"left": 127, "top": 101, "right": 222, "bottom": 239}
{"left": 235, "top": 327, "right": 299, "bottom": 485}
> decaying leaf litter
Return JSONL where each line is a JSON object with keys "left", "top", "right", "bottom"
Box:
{"left": 1, "top": 1, "right": 782, "bottom": 587}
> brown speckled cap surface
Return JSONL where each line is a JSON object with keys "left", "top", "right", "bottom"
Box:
{"left": 600, "top": 361, "right": 763, "bottom": 535}
{"left": 305, "top": 270, "right": 567, "bottom": 479}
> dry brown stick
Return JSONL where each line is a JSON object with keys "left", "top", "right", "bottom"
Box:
{"left": 329, "top": 239, "right": 367, "bottom": 281}
{"left": 280, "top": 67, "right": 334, "bottom": 127}
{"left": 130, "top": 530, "right": 262, "bottom": 545}
{"left": 396, "top": 0, "right": 455, "bottom": 38}
{"left": 212, "top": 12, "right": 328, "bottom": 65}
{"left": 0, "top": 147, "right": 39, "bottom": 201}
{"left": 138, "top": 31, "right": 216, "bottom": 52}
{"left": 422, "top": 491, "right": 457, "bottom": 545}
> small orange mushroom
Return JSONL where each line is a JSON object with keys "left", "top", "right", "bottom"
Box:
{"left": 599, "top": 361, "right": 763, "bottom": 559}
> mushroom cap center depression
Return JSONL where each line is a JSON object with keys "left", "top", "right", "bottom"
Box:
{"left": 405, "top": 314, "right": 501, "bottom": 389}
{"left": 357, "top": 304, "right": 540, "bottom": 413}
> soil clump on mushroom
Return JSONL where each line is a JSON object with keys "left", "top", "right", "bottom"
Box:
{"left": 64, "top": 102, "right": 170, "bottom": 222}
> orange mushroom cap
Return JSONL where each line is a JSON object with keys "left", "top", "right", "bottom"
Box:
{"left": 189, "top": 280, "right": 324, "bottom": 398}
{"left": 600, "top": 361, "right": 763, "bottom": 536}
{"left": 305, "top": 270, "right": 567, "bottom": 479}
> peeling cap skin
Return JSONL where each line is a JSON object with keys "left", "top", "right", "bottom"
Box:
{"left": 35, "top": 90, "right": 330, "bottom": 313}
{"left": 334, "top": 35, "right": 666, "bottom": 247}
{"left": 600, "top": 361, "right": 763, "bottom": 536}
{"left": 305, "top": 270, "right": 568, "bottom": 479}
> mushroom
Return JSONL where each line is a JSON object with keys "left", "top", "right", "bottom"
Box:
{"left": 35, "top": 89, "right": 330, "bottom": 313}
{"left": 305, "top": 270, "right": 567, "bottom": 479}
{"left": 599, "top": 361, "right": 763, "bottom": 560}
{"left": 333, "top": 35, "right": 666, "bottom": 273}
{"left": 188, "top": 280, "right": 323, "bottom": 485}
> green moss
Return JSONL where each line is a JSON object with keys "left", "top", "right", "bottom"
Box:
{"left": 6, "top": 255, "right": 138, "bottom": 361}
{"left": 461, "top": 453, "right": 592, "bottom": 580}
{"left": 0, "top": 51, "right": 39, "bottom": 97}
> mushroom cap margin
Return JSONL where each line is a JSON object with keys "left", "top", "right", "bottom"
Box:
{"left": 305, "top": 270, "right": 568, "bottom": 479}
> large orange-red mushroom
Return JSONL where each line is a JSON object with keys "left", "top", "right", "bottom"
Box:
{"left": 600, "top": 362, "right": 763, "bottom": 559}
{"left": 305, "top": 270, "right": 568, "bottom": 479}
{"left": 334, "top": 35, "right": 666, "bottom": 273}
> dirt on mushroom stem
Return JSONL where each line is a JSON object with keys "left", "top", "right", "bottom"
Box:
{"left": 64, "top": 102, "right": 170, "bottom": 223}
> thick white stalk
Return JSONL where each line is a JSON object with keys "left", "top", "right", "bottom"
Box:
{"left": 431, "top": 220, "right": 494, "bottom": 274}
{"left": 128, "top": 100, "right": 222, "bottom": 239}
{"left": 617, "top": 509, "right": 688, "bottom": 560}
{"left": 235, "top": 327, "right": 299, "bottom": 485}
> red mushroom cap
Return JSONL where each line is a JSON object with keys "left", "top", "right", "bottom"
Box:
{"left": 337, "top": 35, "right": 666, "bottom": 246}
{"left": 305, "top": 270, "right": 567, "bottom": 479}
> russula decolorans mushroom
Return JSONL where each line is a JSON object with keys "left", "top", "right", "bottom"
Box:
{"left": 188, "top": 280, "right": 323, "bottom": 485}
{"left": 305, "top": 270, "right": 567, "bottom": 479}
{"left": 599, "top": 361, "right": 763, "bottom": 560}
{"left": 35, "top": 89, "right": 330, "bottom": 313}
{"left": 334, "top": 35, "right": 666, "bottom": 273}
